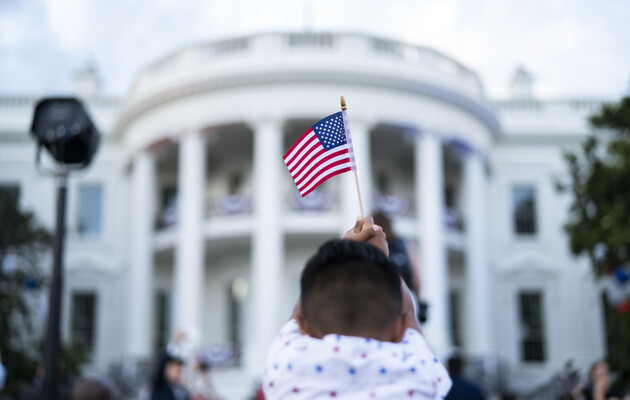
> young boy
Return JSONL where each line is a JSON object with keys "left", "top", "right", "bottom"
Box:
{"left": 263, "top": 217, "right": 452, "bottom": 399}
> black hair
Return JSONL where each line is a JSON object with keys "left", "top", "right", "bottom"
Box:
{"left": 300, "top": 239, "right": 403, "bottom": 337}
{"left": 73, "top": 378, "right": 116, "bottom": 400}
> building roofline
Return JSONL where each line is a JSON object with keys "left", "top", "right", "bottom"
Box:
{"left": 117, "top": 69, "right": 501, "bottom": 137}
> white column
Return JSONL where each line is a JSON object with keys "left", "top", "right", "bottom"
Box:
{"left": 247, "top": 118, "right": 284, "bottom": 374}
{"left": 415, "top": 131, "right": 451, "bottom": 356}
{"left": 341, "top": 120, "right": 372, "bottom": 230}
{"left": 127, "top": 150, "right": 156, "bottom": 357}
{"left": 173, "top": 131, "right": 207, "bottom": 341}
{"left": 464, "top": 150, "right": 494, "bottom": 356}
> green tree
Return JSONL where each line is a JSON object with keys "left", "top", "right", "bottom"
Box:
{"left": 561, "top": 96, "right": 630, "bottom": 390}
{"left": 0, "top": 189, "right": 50, "bottom": 389}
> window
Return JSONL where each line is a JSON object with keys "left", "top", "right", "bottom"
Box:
{"left": 0, "top": 184, "right": 20, "bottom": 203}
{"left": 449, "top": 291, "right": 462, "bottom": 347}
{"left": 512, "top": 185, "right": 537, "bottom": 235}
{"left": 518, "top": 291, "right": 546, "bottom": 362}
{"left": 228, "top": 278, "right": 248, "bottom": 345}
{"left": 154, "top": 291, "right": 170, "bottom": 353}
{"left": 78, "top": 184, "right": 103, "bottom": 235}
{"left": 70, "top": 292, "right": 97, "bottom": 355}
{"left": 227, "top": 278, "right": 248, "bottom": 366}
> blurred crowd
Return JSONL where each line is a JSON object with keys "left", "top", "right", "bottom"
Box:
{"left": 0, "top": 330, "right": 220, "bottom": 400}
{"left": 564, "top": 361, "right": 630, "bottom": 400}
{"left": 148, "top": 332, "right": 219, "bottom": 400}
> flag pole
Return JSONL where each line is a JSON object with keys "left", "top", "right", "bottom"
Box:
{"left": 341, "top": 96, "right": 365, "bottom": 218}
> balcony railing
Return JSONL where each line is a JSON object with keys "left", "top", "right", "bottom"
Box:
{"left": 374, "top": 194, "right": 411, "bottom": 216}
{"left": 129, "top": 32, "right": 483, "bottom": 104}
{"left": 210, "top": 194, "right": 252, "bottom": 216}
{"left": 286, "top": 188, "right": 336, "bottom": 212}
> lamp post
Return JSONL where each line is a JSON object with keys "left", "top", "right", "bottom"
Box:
{"left": 30, "top": 98, "right": 100, "bottom": 400}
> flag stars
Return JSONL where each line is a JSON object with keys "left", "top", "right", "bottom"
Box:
{"left": 314, "top": 112, "right": 347, "bottom": 150}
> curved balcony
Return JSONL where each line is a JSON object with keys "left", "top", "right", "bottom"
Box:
{"left": 117, "top": 32, "right": 498, "bottom": 137}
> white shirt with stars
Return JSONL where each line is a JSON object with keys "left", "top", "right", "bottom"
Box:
{"left": 263, "top": 319, "right": 452, "bottom": 400}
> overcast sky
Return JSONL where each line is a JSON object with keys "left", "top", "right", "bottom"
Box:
{"left": 1, "top": 0, "right": 629, "bottom": 100}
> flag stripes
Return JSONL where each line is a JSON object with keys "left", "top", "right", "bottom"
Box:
{"left": 283, "top": 114, "right": 356, "bottom": 197}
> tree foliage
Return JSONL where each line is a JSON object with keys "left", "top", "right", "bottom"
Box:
{"left": 0, "top": 189, "right": 50, "bottom": 389}
{"left": 563, "top": 97, "right": 630, "bottom": 275}
{"left": 562, "top": 96, "right": 630, "bottom": 390}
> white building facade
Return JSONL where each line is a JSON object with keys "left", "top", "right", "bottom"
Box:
{"left": 0, "top": 32, "right": 606, "bottom": 398}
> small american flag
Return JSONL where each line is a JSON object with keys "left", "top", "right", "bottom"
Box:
{"left": 284, "top": 112, "right": 356, "bottom": 197}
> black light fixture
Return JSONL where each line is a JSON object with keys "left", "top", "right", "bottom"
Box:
{"left": 31, "top": 97, "right": 100, "bottom": 166}
{"left": 30, "top": 97, "right": 100, "bottom": 400}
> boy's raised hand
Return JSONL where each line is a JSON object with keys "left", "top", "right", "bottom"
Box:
{"left": 342, "top": 216, "right": 389, "bottom": 257}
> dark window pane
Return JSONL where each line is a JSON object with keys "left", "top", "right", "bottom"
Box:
{"left": 519, "top": 291, "right": 546, "bottom": 362}
{"left": 0, "top": 185, "right": 20, "bottom": 203}
{"left": 154, "top": 291, "right": 170, "bottom": 353}
{"left": 71, "top": 293, "right": 97, "bottom": 355}
{"left": 449, "top": 291, "right": 461, "bottom": 347}
{"left": 512, "top": 186, "right": 537, "bottom": 235}
{"left": 78, "top": 185, "right": 103, "bottom": 235}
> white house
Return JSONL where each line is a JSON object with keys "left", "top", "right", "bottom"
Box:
{"left": 0, "top": 32, "right": 607, "bottom": 398}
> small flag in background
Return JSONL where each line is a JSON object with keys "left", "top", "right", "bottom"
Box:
{"left": 284, "top": 112, "right": 356, "bottom": 197}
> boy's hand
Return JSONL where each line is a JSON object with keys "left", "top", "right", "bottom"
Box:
{"left": 342, "top": 216, "right": 389, "bottom": 257}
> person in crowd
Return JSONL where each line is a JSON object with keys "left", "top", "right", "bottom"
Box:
{"left": 0, "top": 353, "right": 6, "bottom": 391}
{"left": 561, "top": 360, "right": 581, "bottom": 397}
{"left": 254, "top": 385, "right": 266, "bottom": 400}
{"left": 372, "top": 211, "right": 428, "bottom": 322}
{"left": 372, "top": 211, "right": 420, "bottom": 294}
{"left": 444, "top": 355, "right": 484, "bottom": 400}
{"left": 573, "top": 361, "right": 628, "bottom": 400}
{"left": 73, "top": 377, "right": 116, "bottom": 400}
{"left": 262, "top": 216, "right": 451, "bottom": 399}
{"left": 18, "top": 363, "right": 71, "bottom": 400}
{"left": 188, "top": 355, "right": 219, "bottom": 400}
{"left": 151, "top": 349, "right": 189, "bottom": 400}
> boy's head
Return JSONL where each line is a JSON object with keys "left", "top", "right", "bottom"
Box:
{"left": 297, "top": 239, "right": 406, "bottom": 341}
